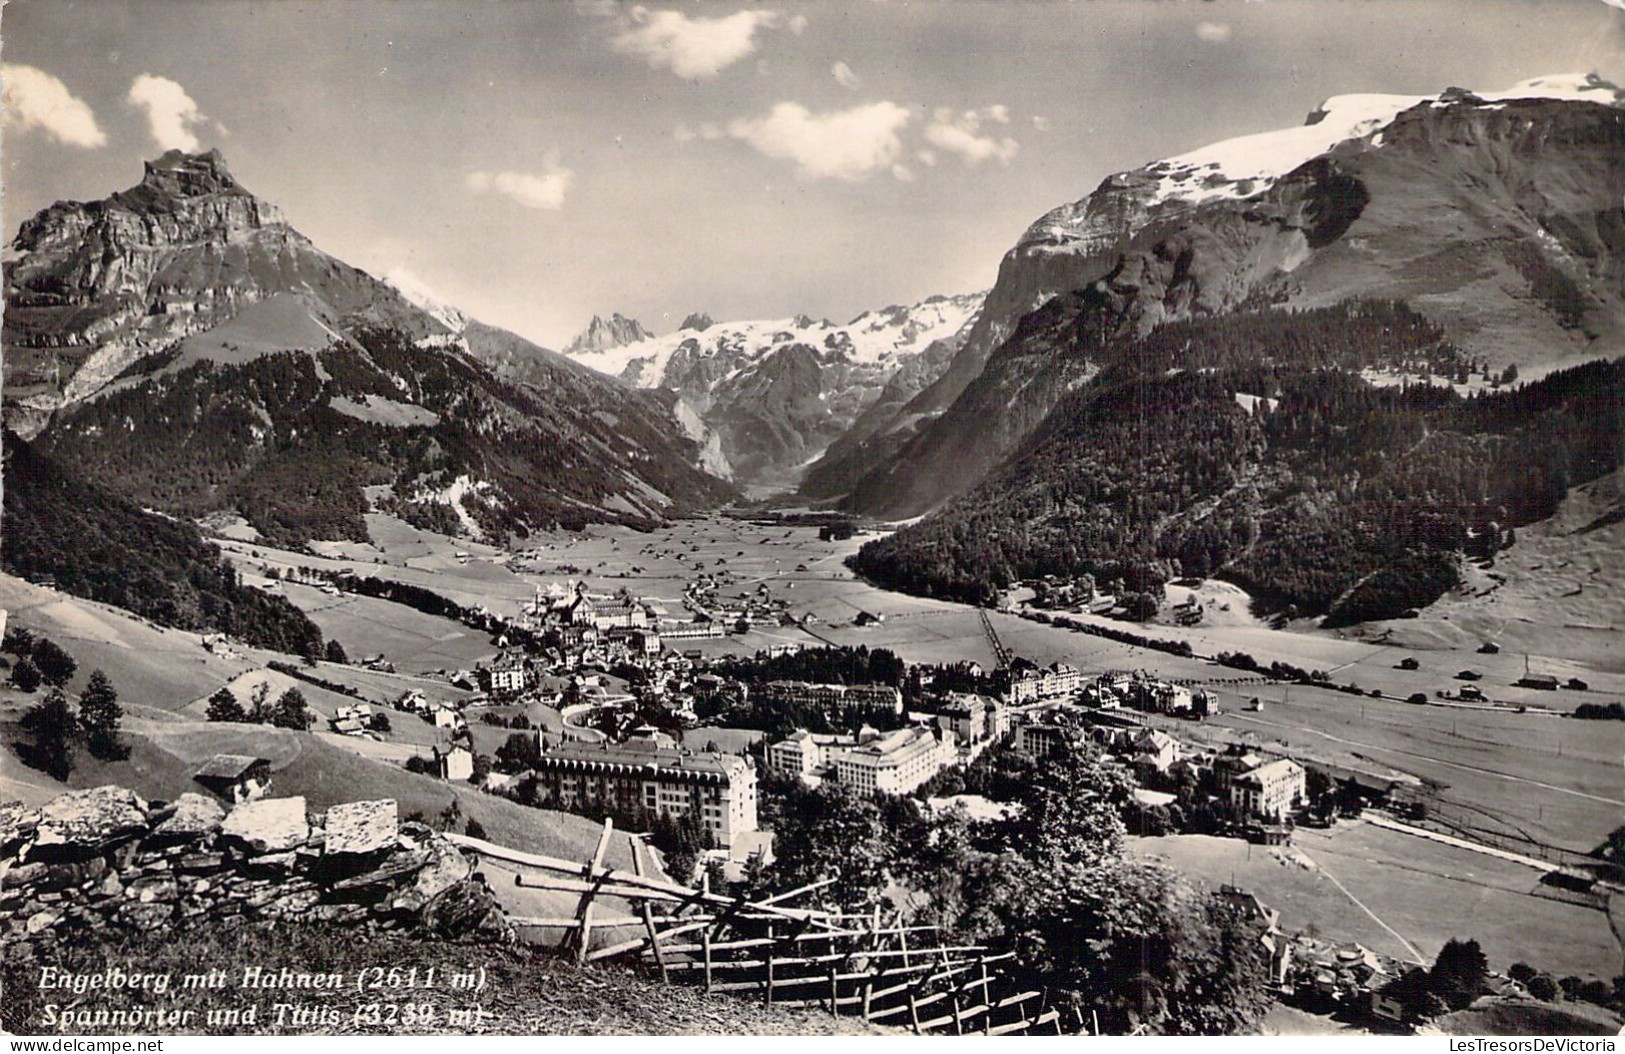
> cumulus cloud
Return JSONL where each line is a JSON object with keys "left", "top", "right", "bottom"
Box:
{"left": 923, "top": 106, "right": 1019, "bottom": 166}
{"left": 612, "top": 7, "right": 785, "bottom": 80}
{"left": 1, "top": 64, "right": 106, "bottom": 147}
{"left": 127, "top": 73, "right": 211, "bottom": 152}
{"left": 1032, "top": 114, "right": 1051, "bottom": 132}
{"left": 465, "top": 160, "right": 574, "bottom": 210}
{"left": 727, "top": 100, "right": 911, "bottom": 181}
{"left": 831, "top": 61, "right": 861, "bottom": 91}
{"left": 1196, "top": 21, "right": 1233, "bottom": 42}
{"left": 890, "top": 163, "right": 915, "bottom": 183}
{"left": 788, "top": 14, "right": 808, "bottom": 34}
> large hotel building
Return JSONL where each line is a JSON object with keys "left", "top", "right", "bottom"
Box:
{"left": 530, "top": 739, "right": 759, "bottom": 849}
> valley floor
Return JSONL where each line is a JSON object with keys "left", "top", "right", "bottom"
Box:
{"left": 4, "top": 509, "right": 1621, "bottom": 1012}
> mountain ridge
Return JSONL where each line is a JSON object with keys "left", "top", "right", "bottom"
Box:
{"left": 830, "top": 74, "right": 1625, "bottom": 518}
{"left": 566, "top": 291, "right": 984, "bottom": 489}
{"left": 3, "top": 151, "right": 737, "bottom": 545}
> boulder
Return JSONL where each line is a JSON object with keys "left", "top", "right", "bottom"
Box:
{"left": 323, "top": 800, "right": 398, "bottom": 856}
{"left": 25, "top": 909, "right": 61, "bottom": 935}
{"left": 1, "top": 863, "right": 49, "bottom": 891}
{"left": 219, "top": 797, "right": 309, "bottom": 854}
{"left": 149, "top": 793, "right": 226, "bottom": 843}
{"left": 412, "top": 839, "right": 472, "bottom": 901}
{"left": 0, "top": 801, "right": 40, "bottom": 853}
{"left": 421, "top": 878, "right": 508, "bottom": 940}
{"left": 31, "top": 787, "right": 148, "bottom": 861}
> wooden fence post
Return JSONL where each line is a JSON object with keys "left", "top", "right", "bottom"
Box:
{"left": 764, "top": 921, "right": 775, "bottom": 1006}
{"left": 575, "top": 819, "right": 614, "bottom": 963}
{"left": 629, "top": 834, "right": 668, "bottom": 983}
{"left": 980, "top": 959, "right": 993, "bottom": 1035}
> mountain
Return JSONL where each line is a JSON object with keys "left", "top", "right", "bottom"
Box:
{"left": 566, "top": 293, "right": 984, "bottom": 490}
{"left": 564, "top": 312, "right": 653, "bottom": 356}
{"left": 1, "top": 430, "right": 326, "bottom": 655}
{"left": 849, "top": 308, "right": 1625, "bottom": 624}
{"left": 3, "top": 150, "right": 736, "bottom": 545}
{"left": 835, "top": 75, "right": 1625, "bottom": 518}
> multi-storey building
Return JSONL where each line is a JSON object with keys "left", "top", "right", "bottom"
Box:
{"left": 768, "top": 726, "right": 956, "bottom": 795}
{"left": 1003, "top": 662, "right": 1086, "bottom": 705}
{"left": 1230, "top": 758, "right": 1306, "bottom": 821}
{"left": 931, "top": 692, "right": 1007, "bottom": 748}
{"left": 531, "top": 740, "right": 758, "bottom": 848}
{"left": 760, "top": 680, "right": 904, "bottom": 717}
{"left": 831, "top": 727, "right": 956, "bottom": 795}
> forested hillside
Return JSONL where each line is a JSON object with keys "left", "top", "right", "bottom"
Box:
{"left": 38, "top": 324, "right": 736, "bottom": 547}
{"left": 848, "top": 302, "right": 1623, "bottom": 624}
{"left": 1, "top": 433, "right": 325, "bottom": 654}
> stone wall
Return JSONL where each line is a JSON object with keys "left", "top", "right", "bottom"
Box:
{"left": 0, "top": 786, "right": 510, "bottom": 957}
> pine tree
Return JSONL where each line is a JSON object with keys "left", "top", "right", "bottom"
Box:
{"left": 324, "top": 639, "right": 349, "bottom": 665}
{"left": 77, "top": 670, "right": 128, "bottom": 761}
{"left": 30, "top": 638, "right": 77, "bottom": 688}
{"left": 19, "top": 688, "right": 77, "bottom": 781}
{"left": 206, "top": 686, "right": 247, "bottom": 723}
{"left": 270, "top": 687, "right": 314, "bottom": 730}
{"left": 10, "top": 656, "right": 42, "bottom": 693}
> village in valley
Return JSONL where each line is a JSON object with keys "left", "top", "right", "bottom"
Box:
{"left": 5, "top": 504, "right": 1596, "bottom": 1034}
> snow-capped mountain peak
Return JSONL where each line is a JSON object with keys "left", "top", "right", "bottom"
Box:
{"left": 1145, "top": 72, "right": 1621, "bottom": 208}
{"left": 565, "top": 291, "right": 985, "bottom": 489}
{"left": 565, "top": 312, "right": 653, "bottom": 355}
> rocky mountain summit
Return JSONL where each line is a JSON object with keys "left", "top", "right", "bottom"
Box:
{"left": 563, "top": 312, "right": 653, "bottom": 356}
{"left": 567, "top": 292, "right": 983, "bottom": 489}
{"left": 832, "top": 75, "right": 1625, "bottom": 517}
{"left": 3, "top": 150, "right": 435, "bottom": 435}
{"left": 3, "top": 151, "right": 736, "bottom": 543}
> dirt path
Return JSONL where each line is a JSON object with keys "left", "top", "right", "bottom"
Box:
{"left": 1295, "top": 844, "right": 1429, "bottom": 965}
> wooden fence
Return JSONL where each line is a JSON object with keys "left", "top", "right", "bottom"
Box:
{"left": 446, "top": 821, "right": 1064, "bottom": 1035}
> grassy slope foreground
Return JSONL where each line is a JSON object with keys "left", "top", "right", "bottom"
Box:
{"left": 0, "top": 924, "right": 888, "bottom": 1036}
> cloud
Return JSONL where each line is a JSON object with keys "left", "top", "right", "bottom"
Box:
{"left": 465, "top": 161, "right": 574, "bottom": 210}
{"left": 924, "top": 106, "right": 1019, "bottom": 166}
{"left": 673, "top": 122, "right": 724, "bottom": 143}
{"left": 890, "top": 164, "right": 915, "bottom": 183}
{"left": 1, "top": 64, "right": 106, "bottom": 148}
{"left": 788, "top": 14, "right": 808, "bottom": 34}
{"left": 1196, "top": 21, "right": 1233, "bottom": 42}
{"left": 916, "top": 148, "right": 937, "bottom": 167}
{"left": 727, "top": 100, "right": 911, "bottom": 181}
{"left": 1031, "top": 114, "right": 1051, "bottom": 132}
{"left": 831, "top": 61, "right": 861, "bottom": 91}
{"left": 612, "top": 8, "right": 784, "bottom": 80}
{"left": 127, "top": 74, "right": 209, "bottom": 151}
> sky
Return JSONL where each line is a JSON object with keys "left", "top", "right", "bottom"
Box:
{"left": 4, "top": 0, "right": 1624, "bottom": 349}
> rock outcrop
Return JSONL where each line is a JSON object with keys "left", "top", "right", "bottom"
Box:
{"left": 564, "top": 313, "right": 653, "bottom": 356}
{"left": 0, "top": 786, "right": 510, "bottom": 958}
{"left": 5, "top": 150, "right": 737, "bottom": 544}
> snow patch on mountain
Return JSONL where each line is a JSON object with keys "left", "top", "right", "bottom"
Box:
{"left": 1146, "top": 73, "right": 1621, "bottom": 208}
{"left": 381, "top": 268, "right": 468, "bottom": 333}
{"left": 569, "top": 293, "right": 982, "bottom": 388}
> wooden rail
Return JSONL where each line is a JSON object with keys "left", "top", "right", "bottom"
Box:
{"left": 449, "top": 821, "right": 1067, "bottom": 1035}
